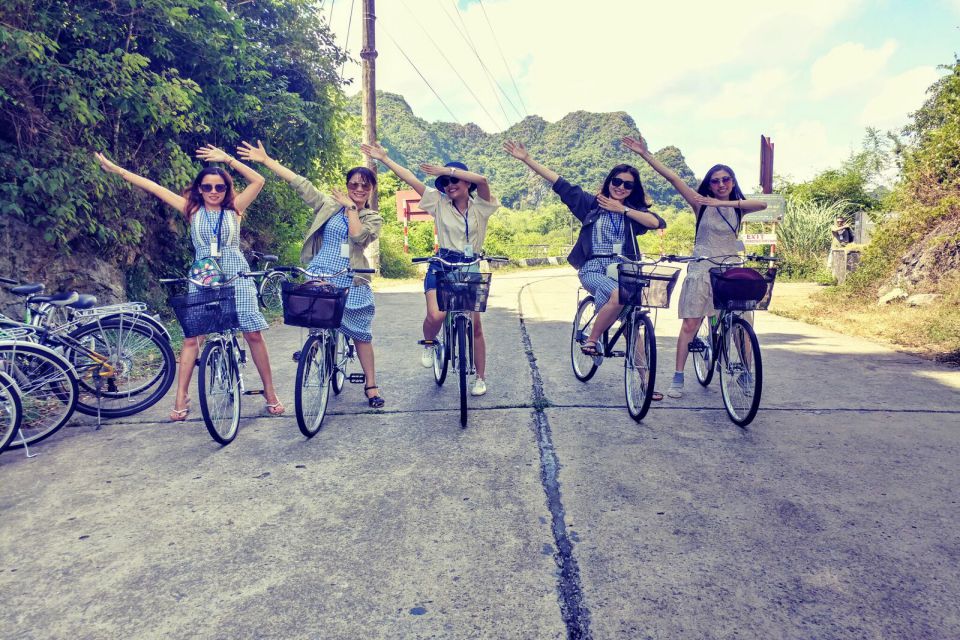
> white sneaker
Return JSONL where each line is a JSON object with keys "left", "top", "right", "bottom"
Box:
{"left": 420, "top": 346, "right": 434, "bottom": 368}
{"left": 666, "top": 380, "right": 684, "bottom": 398}
{"left": 471, "top": 378, "right": 487, "bottom": 396}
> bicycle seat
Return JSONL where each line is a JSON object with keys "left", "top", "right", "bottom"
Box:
{"left": 31, "top": 291, "right": 80, "bottom": 306}
{"left": 69, "top": 294, "right": 99, "bottom": 309}
{"left": 10, "top": 283, "right": 44, "bottom": 296}
{"left": 260, "top": 254, "right": 278, "bottom": 262}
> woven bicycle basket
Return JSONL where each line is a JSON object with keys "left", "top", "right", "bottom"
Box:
{"left": 617, "top": 264, "right": 681, "bottom": 309}
{"left": 709, "top": 266, "right": 777, "bottom": 311}
{"left": 169, "top": 286, "right": 238, "bottom": 338}
{"left": 437, "top": 270, "right": 492, "bottom": 312}
{"left": 281, "top": 280, "right": 349, "bottom": 329}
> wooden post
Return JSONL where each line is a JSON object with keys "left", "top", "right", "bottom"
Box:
{"left": 760, "top": 135, "right": 774, "bottom": 195}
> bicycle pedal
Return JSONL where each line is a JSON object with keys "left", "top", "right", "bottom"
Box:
{"left": 610, "top": 350, "right": 625, "bottom": 357}
{"left": 243, "top": 389, "right": 265, "bottom": 396}
{"left": 688, "top": 343, "right": 706, "bottom": 353}
{"left": 417, "top": 339, "right": 438, "bottom": 346}
{"left": 348, "top": 373, "right": 366, "bottom": 384}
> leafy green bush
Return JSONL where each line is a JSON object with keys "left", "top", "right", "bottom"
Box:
{"left": 774, "top": 198, "right": 846, "bottom": 279}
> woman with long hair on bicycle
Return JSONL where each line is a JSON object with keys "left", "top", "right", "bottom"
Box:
{"left": 503, "top": 140, "right": 666, "bottom": 376}
{"left": 94, "top": 146, "right": 285, "bottom": 419}
{"left": 237, "top": 140, "right": 385, "bottom": 408}
{"left": 360, "top": 142, "right": 499, "bottom": 397}
{"left": 622, "top": 134, "right": 767, "bottom": 398}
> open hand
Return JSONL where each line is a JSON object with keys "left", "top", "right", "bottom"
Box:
{"left": 621, "top": 135, "right": 649, "bottom": 156}
{"left": 330, "top": 187, "right": 353, "bottom": 208}
{"left": 419, "top": 163, "right": 450, "bottom": 177}
{"left": 690, "top": 193, "right": 730, "bottom": 208}
{"left": 597, "top": 194, "right": 626, "bottom": 213}
{"left": 94, "top": 151, "right": 123, "bottom": 174}
{"left": 196, "top": 144, "right": 232, "bottom": 164}
{"left": 503, "top": 140, "right": 529, "bottom": 161}
{"left": 237, "top": 140, "right": 269, "bottom": 164}
{"left": 360, "top": 142, "right": 388, "bottom": 161}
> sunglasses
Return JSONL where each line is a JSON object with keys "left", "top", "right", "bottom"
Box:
{"left": 610, "top": 177, "right": 635, "bottom": 190}
{"left": 437, "top": 176, "right": 462, "bottom": 187}
{"left": 709, "top": 176, "right": 733, "bottom": 185}
{"left": 347, "top": 181, "right": 371, "bottom": 190}
{"left": 199, "top": 183, "right": 227, "bottom": 193}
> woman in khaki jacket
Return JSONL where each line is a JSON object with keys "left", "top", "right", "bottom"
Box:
{"left": 238, "top": 140, "right": 385, "bottom": 407}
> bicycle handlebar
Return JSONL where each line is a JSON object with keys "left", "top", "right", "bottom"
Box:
{"left": 159, "top": 271, "right": 265, "bottom": 287}
{"left": 411, "top": 255, "right": 509, "bottom": 267}
{"left": 271, "top": 266, "right": 375, "bottom": 279}
{"left": 661, "top": 253, "right": 780, "bottom": 265}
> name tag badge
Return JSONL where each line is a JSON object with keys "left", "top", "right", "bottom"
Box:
{"left": 340, "top": 242, "right": 351, "bottom": 258}
{"left": 209, "top": 238, "right": 220, "bottom": 257}
{"left": 612, "top": 242, "right": 623, "bottom": 255}
{"left": 463, "top": 244, "right": 474, "bottom": 258}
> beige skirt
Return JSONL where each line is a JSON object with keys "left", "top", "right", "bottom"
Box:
{"left": 677, "top": 269, "right": 716, "bottom": 319}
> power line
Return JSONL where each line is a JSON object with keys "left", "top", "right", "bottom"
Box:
{"left": 382, "top": 25, "right": 461, "bottom": 125}
{"left": 477, "top": 0, "right": 528, "bottom": 118}
{"left": 396, "top": 0, "right": 505, "bottom": 131}
{"left": 339, "top": 0, "right": 356, "bottom": 81}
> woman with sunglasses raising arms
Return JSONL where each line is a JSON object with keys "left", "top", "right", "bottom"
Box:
{"left": 94, "top": 145, "right": 285, "bottom": 420}
{"left": 503, "top": 140, "right": 666, "bottom": 366}
{"left": 360, "top": 142, "right": 499, "bottom": 397}
{"left": 621, "top": 135, "right": 767, "bottom": 398}
{"left": 236, "top": 140, "right": 385, "bottom": 408}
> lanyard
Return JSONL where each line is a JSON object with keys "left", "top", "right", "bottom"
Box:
{"left": 717, "top": 206, "right": 738, "bottom": 236}
{"left": 609, "top": 211, "right": 624, "bottom": 242}
{"left": 206, "top": 207, "right": 226, "bottom": 247}
{"left": 455, "top": 201, "right": 470, "bottom": 245}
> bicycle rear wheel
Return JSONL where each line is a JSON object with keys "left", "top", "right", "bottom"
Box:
{"left": 0, "top": 371, "right": 23, "bottom": 454}
{"left": 198, "top": 339, "right": 241, "bottom": 445}
{"left": 67, "top": 318, "right": 176, "bottom": 418}
{"left": 295, "top": 334, "right": 331, "bottom": 438}
{"left": 719, "top": 317, "right": 762, "bottom": 426}
{"left": 433, "top": 319, "right": 449, "bottom": 386}
{"left": 0, "top": 343, "right": 79, "bottom": 448}
{"left": 259, "top": 271, "right": 287, "bottom": 312}
{"left": 692, "top": 317, "right": 716, "bottom": 387}
{"left": 624, "top": 311, "right": 656, "bottom": 422}
{"left": 455, "top": 315, "right": 469, "bottom": 428}
{"left": 571, "top": 296, "right": 600, "bottom": 381}
{"left": 332, "top": 331, "right": 348, "bottom": 395}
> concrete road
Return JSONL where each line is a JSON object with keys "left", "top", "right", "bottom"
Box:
{"left": 1, "top": 266, "right": 958, "bottom": 639}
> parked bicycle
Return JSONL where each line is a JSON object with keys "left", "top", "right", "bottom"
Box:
{"left": 274, "top": 265, "right": 374, "bottom": 437}
{"left": 412, "top": 254, "right": 508, "bottom": 428}
{"left": 570, "top": 255, "right": 680, "bottom": 421}
{"left": 0, "top": 366, "right": 24, "bottom": 454}
{"left": 247, "top": 250, "right": 289, "bottom": 312}
{"left": 666, "top": 253, "right": 779, "bottom": 426}
{"left": 162, "top": 271, "right": 267, "bottom": 444}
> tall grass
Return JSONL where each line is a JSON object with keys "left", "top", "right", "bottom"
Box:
{"left": 776, "top": 199, "right": 849, "bottom": 279}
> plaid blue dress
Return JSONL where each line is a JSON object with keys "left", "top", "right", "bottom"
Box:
{"left": 578, "top": 212, "right": 627, "bottom": 308}
{"left": 306, "top": 209, "right": 375, "bottom": 343}
{"left": 191, "top": 207, "right": 268, "bottom": 332}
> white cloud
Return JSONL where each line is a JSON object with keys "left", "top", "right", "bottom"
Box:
{"left": 858, "top": 66, "right": 942, "bottom": 128}
{"left": 694, "top": 69, "right": 794, "bottom": 119}
{"left": 762, "top": 121, "right": 852, "bottom": 183}
{"left": 810, "top": 40, "right": 898, "bottom": 98}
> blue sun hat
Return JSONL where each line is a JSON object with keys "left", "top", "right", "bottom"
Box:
{"left": 434, "top": 161, "right": 477, "bottom": 194}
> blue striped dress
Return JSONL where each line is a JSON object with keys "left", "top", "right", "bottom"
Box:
{"left": 191, "top": 207, "right": 268, "bottom": 333}
{"left": 578, "top": 212, "right": 627, "bottom": 309}
{"left": 306, "top": 209, "right": 375, "bottom": 343}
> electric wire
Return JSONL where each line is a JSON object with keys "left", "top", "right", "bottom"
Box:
{"left": 477, "top": 0, "right": 528, "bottom": 118}
{"left": 382, "top": 25, "right": 461, "bottom": 124}
{"left": 339, "top": 0, "right": 357, "bottom": 81}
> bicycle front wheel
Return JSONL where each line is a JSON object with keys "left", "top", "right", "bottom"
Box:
{"left": 624, "top": 311, "right": 656, "bottom": 422}
{"left": 433, "top": 319, "right": 449, "bottom": 386}
{"left": 331, "top": 331, "right": 348, "bottom": 395}
{"left": 692, "top": 317, "right": 716, "bottom": 387}
{"left": 0, "top": 371, "right": 23, "bottom": 454}
{"left": 719, "top": 317, "right": 762, "bottom": 427}
{"left": 259, "top": 271, "right": 287, "bottom": 312}
{"left": 198, "top": 339, "right": 241, "bottom": 445}
{"left": 0, "top": 343, "right": 79, "bottom": 448}
{"left": 295, "top": 334, "right": 331, "bottom": 438}
{"left": 455, "top": 315, "right": 469, "bottom": 428}
{"left": 571, "top": 296, "right": 600, "bottom": 382}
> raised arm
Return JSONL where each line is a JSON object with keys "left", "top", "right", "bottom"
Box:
{"left": 420, "top": 163, "right": 493, "bottom": 202}
{"left": 236, "top": 139, "right": 330, "bottom": 213}
{"left": 622, "top": 135, "right": 702, "bottom": 213}
{"left": 94, "top": 151, "right": 187, "bottom": 213}
{"left": 361, "top": 142, "right": 425, "bottom": 195}
{"left": 689, "top": 193, "right": 768, "bottom": 213}
{"left": 503, "top": 140, "right": 560, "bottom": 184}
{"left": 196, "top": 144, "right": 265, "bottom": 214}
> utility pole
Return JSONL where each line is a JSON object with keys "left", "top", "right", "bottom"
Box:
{"left": 361, "top": 0, "right": 378, "bottom": 210}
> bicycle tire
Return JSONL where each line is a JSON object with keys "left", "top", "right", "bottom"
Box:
{"left": 0, "top": 371, "right": 23, "bottom": 454}
{"left": 67, "top": 318, "right": 176, "bottom": 418}
{"left": 295, "top": 334, "right": 330, "bottom": 438}
{"left": 332, "top": 331, "right": 348, "bottom": 395}
{"left": 259, "top": 270, "right": 287, "bottom": 312}
{"left": 456, "top": 315, "right": 469, "bottom": 428}
{"left": 0, "top": 342, "right": 79, "bottom": 448}
{"left": 571, "top": 296, "right": 600, "bottom": 382}
{"left": 198, "top": 339, "right": 241, "bottom": 444}
{"left": 624, "top": 311, "right": 656, "bottom": 422}
{"left": 692, "top": 317, "right": 716, "bottom": 386}
{"left": 719, "top": 317, "right": 762, "bottom": 427}
{"left": 433, "top": 318, "right": 449, "bottom": 386}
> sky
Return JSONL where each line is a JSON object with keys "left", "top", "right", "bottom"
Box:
{"left": 326, "top": 0, "right": 958, "bottom": 186}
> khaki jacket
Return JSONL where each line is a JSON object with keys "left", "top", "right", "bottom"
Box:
{"left": 290, "top": 175, "right": 382, "bottom": 286}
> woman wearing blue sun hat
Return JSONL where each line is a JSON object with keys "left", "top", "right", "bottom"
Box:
{"left": 361, "top": 142, "right": 499, "bottom": 396}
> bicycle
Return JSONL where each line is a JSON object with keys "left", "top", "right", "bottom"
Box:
{"left": 0, "top": 369, "right": 23, "bottom": 454}
{"left": 247, "top": 250, "right": 289, "bottom": 312}
{"left": 275, "top": 265, "right": 374, "bottom": 437}
{"left": 570, "top": 255, "right": 680, "bottom": 422}
{"left": 162, "top": 271, "right": 266, "bottom": 445}
{"left": 666, "top": 253, "right": 779, "bottom": 426}
{"left": 412, "top": 254, "right": 508, "bottom": 428}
